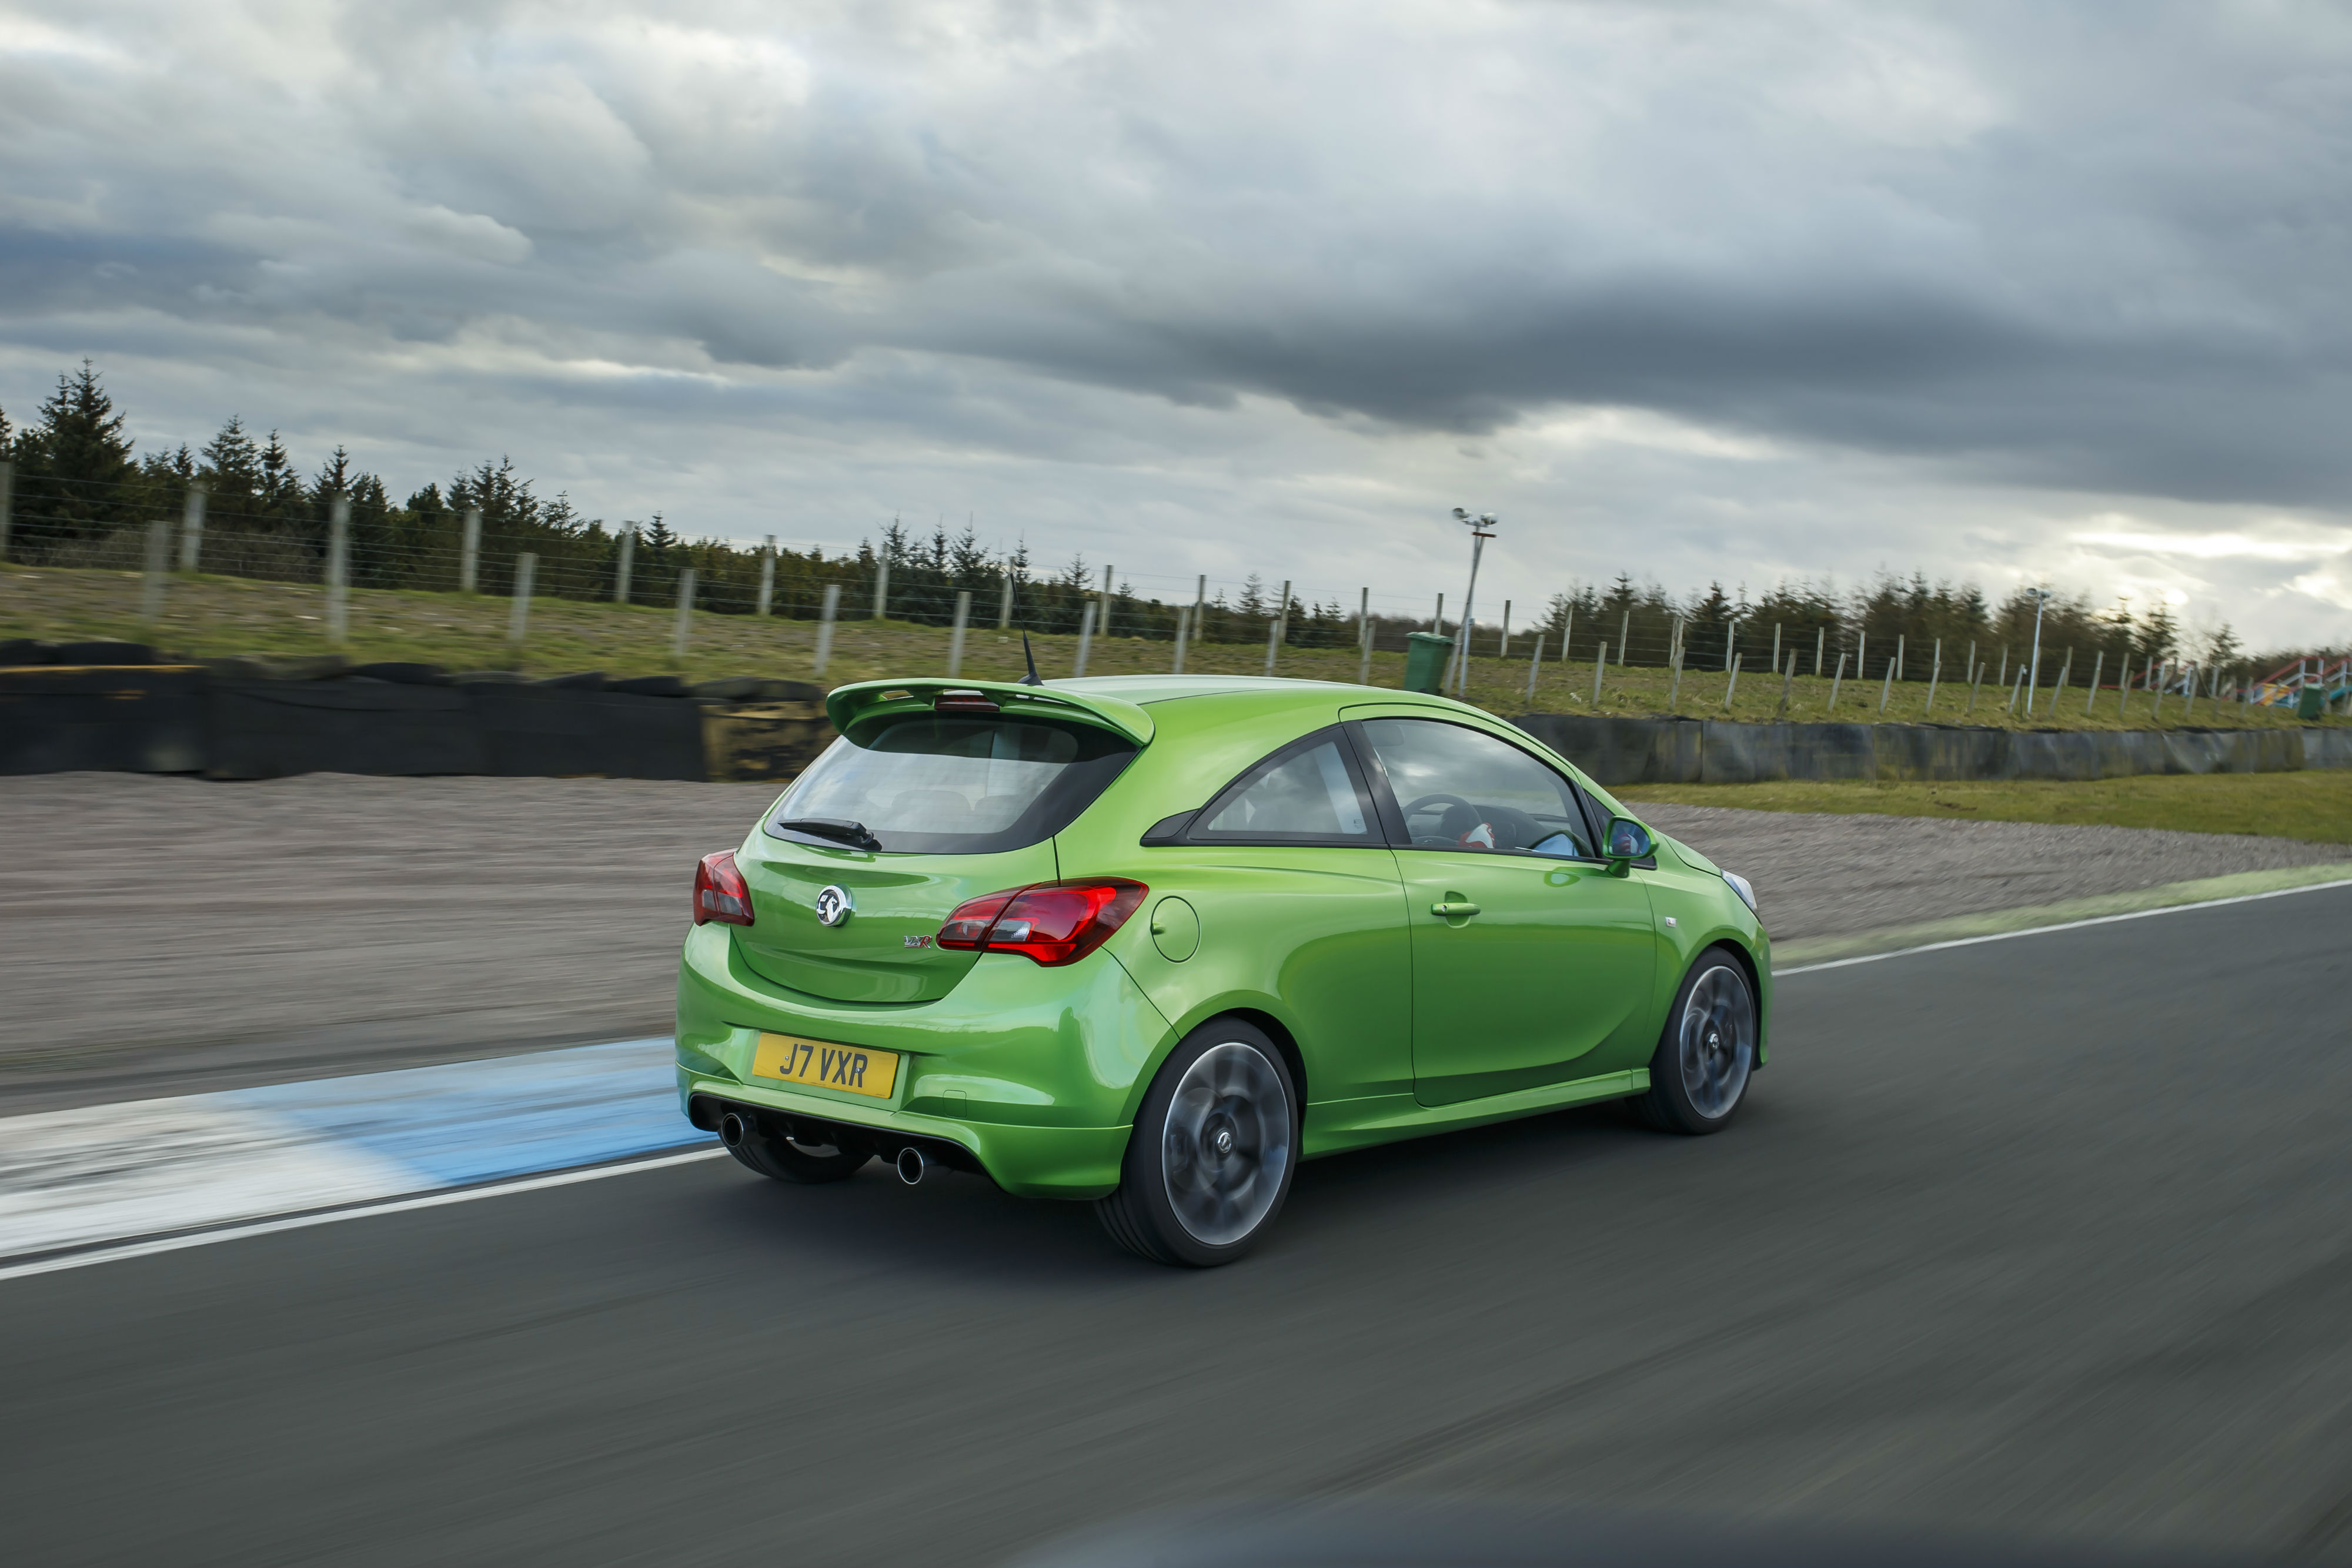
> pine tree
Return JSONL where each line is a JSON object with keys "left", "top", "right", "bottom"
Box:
{"left": 25, "top": 361, "right": 137, "bottom": 533}
{"left": 201, "top": 417, "right": 265, "bottom": 509}
{"left": 258, "top": 430, "right": 304, "bottom": 521}
{"left": 950, "top": 524, "right": 988, "bottom": 584}
{"left": 312, "top": 446, "right": 355, "bottom": 501}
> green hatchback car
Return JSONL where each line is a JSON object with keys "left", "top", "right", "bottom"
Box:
{"left": 676, "top": 674, "right": 1768, "bottom": 1265}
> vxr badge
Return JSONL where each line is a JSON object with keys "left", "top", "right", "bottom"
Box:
{"left": 814, "top": 885, "right": 854, "bottom": 927}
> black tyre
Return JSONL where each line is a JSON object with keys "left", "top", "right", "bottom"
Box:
{"left": 720, "top": 1108, "right": 872, "bottom": 1184}
{"left": 1096, "top": 1019, "right": 1298, "bottom": 1267}
{"left": 1631, "top": 947, "right": 1757, "bottom": 1135}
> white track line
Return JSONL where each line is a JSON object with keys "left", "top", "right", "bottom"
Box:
{"left": 1776, "top": 876, "right": 2352, "bottom": 977}
{"left": 0, "top": 1146, "right": 729, "bottom": 1285}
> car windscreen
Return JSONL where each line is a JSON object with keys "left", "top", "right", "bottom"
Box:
{"left": 767, "top": 714, "right": 1137, "bottom": 855}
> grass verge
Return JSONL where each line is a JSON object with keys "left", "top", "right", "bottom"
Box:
{"left": 1616, "top": 771, "right": 2352, "bottom": 844}
{"left": 4, "top": 561, "right": 2339, "bottom": 734}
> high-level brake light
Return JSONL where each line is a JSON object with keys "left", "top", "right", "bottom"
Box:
{"left": 933, "top": 690, "right": 1001, "bottom": 713}
{"left": 693, "top": 851, "right": 756, "bottom": 927}
{"left": 936, "top": 879, "right": 1147, "bottom": 966}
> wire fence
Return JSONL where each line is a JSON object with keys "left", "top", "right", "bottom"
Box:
{"left": 0, "top": 460, "right": 2301, "bottom": 707}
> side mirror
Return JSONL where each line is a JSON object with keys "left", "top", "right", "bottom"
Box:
{"left": 1603, "top": 816, "right": 1654, "bottom": 874}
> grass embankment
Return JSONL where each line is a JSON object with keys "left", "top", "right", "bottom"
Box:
{"left": 1616, "top": 772, "right": 2352, "bottom": 844}
{"left": 1, "top": 561, "right": 2337, "bottom": 733}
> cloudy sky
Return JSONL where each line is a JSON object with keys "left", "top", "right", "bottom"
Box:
{"left": 4, "top": 0, "right": 2350, "bottom": 648}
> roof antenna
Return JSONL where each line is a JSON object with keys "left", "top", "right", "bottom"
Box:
{"left": 1018, "top": 632, "right": 1044, "bottom": 686}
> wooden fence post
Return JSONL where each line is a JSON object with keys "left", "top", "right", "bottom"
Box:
{"left": 814, "top": 583, "right": 840, "bottom": 676}
{"left": 614, "top": 528, "right": 634, "bottom": 604}
{"left": 178, "top": 483, "right": 206, "bottom": 573}
{"left": 0, "top": 459, "right": 12, "bottom": 561}
{"left": 672, "top": 567, "right": 697, "bottom": 660}
{"left": 1526, "top": 633, "right": 1545, "bottom": 704}
{"left": 948, "top": 589, "right": 971, "bottom": 676}
{"left": 460, "top": 509, "right": 481, "bottom": 594}
{"left": 1358, "top": 587, "right": 1373, "bottom": 685}
{"left": 998, "top": 575, "right": 1014, "bottom": 631}
{"left": 1173, "top": 606, "right": 1190, "bottom": 674}
{"left": 325, "top": 499, "right": 350, "bottom": 644}
{"left": 872, "top": 560, "right": 890, "bottom": 620}
{"left": 756, "top": 536, "right": 776, "bottom": 617}
{"left": 1074, "top": 601, "right": 1097, "bottom": 677}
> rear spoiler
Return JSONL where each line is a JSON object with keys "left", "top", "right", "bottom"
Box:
{"left": 824, "top": 678, "right": 1155, "bottom": 747}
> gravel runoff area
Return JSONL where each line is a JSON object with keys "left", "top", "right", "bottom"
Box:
{"left": 1, "top": 773, "right": 2344, "bottom": 1111}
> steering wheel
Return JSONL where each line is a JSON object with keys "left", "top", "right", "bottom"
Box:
{"left": 1399, "top": 792, "right": 1475, "bottom": 820}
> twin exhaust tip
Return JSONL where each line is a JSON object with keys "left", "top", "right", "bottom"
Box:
{"left": 719, "top": 1106, "right": 936, "bottom": 1189}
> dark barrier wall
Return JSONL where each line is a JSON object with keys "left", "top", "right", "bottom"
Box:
{"left": 1512, "top": 713, "right": 2352, "bottom": 787}
{"left": 208, "top": 680, "right": 486, "bottom": 779}
{"left": 463, "top": 683, "right": 705, "bottom": 781}
{"left": 1, "top": 664, "right": 740, "bottom": 781}
{"left": 0, "top": 666, "right": 208, "bottom": 775}
{"left": 0, "top": 665, "right": 2336, "bottom": 786}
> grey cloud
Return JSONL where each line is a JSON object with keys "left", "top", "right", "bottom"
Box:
{"left": 4, "top": 0, "right": 2352, "bottom": 638}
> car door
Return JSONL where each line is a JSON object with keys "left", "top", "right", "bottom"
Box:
{"left": 1348, "top": 715, "right": 1656, "bottom": 1108}
{"left": 1128, "top": 724, "right": 1415, "bottom": 1108}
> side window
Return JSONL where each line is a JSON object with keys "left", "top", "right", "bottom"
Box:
{"left": 1190, "top": 728, "right": 1378, "bottom": 844}
{"left": 1354, "top": 718, "right": 1596, "bottom": 859}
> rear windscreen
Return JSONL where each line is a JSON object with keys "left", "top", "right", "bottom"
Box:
{"left": 768, "top": 716, "right": 1137, "bottom": 854}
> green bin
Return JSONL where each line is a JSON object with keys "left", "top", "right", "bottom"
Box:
{"left": 2297, "top": 685, "right": 2326, "bottom": 721}
{"left": 1403, "top": 631, "right": 1454, "bottom": 695}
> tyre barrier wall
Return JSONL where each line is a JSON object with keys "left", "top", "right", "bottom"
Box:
{"left": 0, "top": 653, "right": 835, "bottom": 783}
{"left": 1510, "top": 713, "right": 2352, "bottom": 788}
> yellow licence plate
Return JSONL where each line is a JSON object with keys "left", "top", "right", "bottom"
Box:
{"left": 752, "top": 1034, "right": 901, "bottom": 1100}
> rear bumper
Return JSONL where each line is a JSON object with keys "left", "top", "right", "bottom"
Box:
{"left": 679, "top": 1071, "right": 1130, "bottom": 1198}
{"left": 674, "top": 922, "right": 1174, "bottom": 1199}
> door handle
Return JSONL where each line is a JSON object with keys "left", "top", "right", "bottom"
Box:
{"left": 1431, "top": 900, "right": 1481, "bottom": 918}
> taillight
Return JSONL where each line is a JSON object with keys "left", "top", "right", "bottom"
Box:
{"left": 937, "top": 889, "right": 1017, "bottom": 949}
{"left": 934, "top": 879, "right": 1146, "bottom": 966}
{"left": 693, "top": 851, "right": 755, "bottom": 927}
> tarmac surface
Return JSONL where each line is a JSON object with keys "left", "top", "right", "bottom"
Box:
{"left": 4, "top": 885, "right": 2348, "bottom": 1567}
{"left": 2, "top": 771, "right": 2341, "bottom": 1109}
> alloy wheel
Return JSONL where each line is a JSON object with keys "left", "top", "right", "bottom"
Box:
{"left": 1677, "top": 964, "right": 1755, "bottom": 1119}
{"left": 1161, "top": 1042, "right": 1292, "bottom": 1246}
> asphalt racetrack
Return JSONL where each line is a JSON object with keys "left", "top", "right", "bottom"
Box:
{"left": 5, "top": 888, "right": 2350, "bottom": 1567}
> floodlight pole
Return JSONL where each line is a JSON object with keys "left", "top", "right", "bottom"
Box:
{"left": 1450, "top": 507, "right": 1496, "bottom": 698}
{"left": 2024, "top": 587, "right": 2049, "bottom": 716}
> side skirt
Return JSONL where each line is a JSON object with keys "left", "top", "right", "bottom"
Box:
{"left": 1302, "top": 1068, "right": 1649, "bottom": 1159}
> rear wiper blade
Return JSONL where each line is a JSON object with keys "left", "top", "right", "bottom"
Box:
{"left": 772, "top": 817, "right": 884, "bottom": 851}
